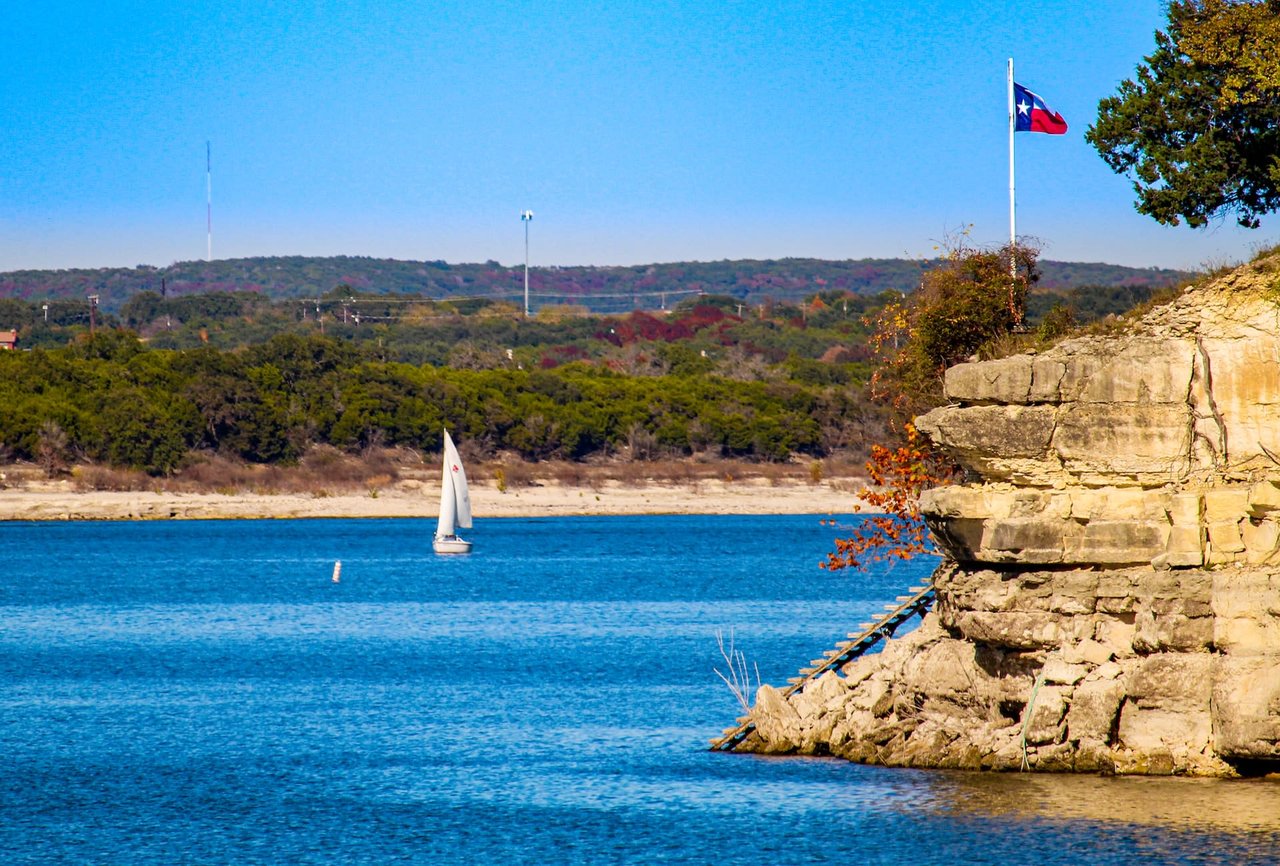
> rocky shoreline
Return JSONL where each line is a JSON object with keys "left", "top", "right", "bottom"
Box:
{"left": 737, "top": 256, "right": 1280, "bottom": 777}
{"left": 744, "top": 561, "right": 1278, "bottom": 777}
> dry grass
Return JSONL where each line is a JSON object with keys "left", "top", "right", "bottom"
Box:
{"left": 71, "top": 465, "right": 156, "bottom": 493}
{"left": 1250, "top": 242, "right": 1280, "bottom": 264}
{"left": 474, "top": 455, "right": 867, "bottom": 489}
{"left": 18, "top": 447, "right": 869, "bottom": 495}
{"left": 974, "top": 254, "right": 1273, "bottom": 363}
{"left": 1074, "top": 285, "right": 1187, "bottom": 338}
{"left": 977, "top": 280, "right": 1195, "bottom": 363}
{"left": 63, "top": 446, "right": 417, "bottom": 495}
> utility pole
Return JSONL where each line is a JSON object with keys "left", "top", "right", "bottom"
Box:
{"left": 206, "top": 141, "right": 213, "bottom": 262}
{"left": 88, "top": 295, "right": 99, "bottom": 335}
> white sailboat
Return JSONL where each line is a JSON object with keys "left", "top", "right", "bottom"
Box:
{"left": 433, "top": 429, "right": 473, "bottom": 554}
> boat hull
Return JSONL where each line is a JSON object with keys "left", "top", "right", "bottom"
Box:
{"left": 433, "top": 536, "right": 472, "bottom": 555}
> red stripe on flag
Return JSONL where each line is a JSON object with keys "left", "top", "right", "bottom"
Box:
{"left": 1030, "top": 110, "right": 1068, "bottom": 135}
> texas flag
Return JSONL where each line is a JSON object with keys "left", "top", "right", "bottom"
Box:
{"left": 1013, "top": 82, "right": 1068, "bottom": 134}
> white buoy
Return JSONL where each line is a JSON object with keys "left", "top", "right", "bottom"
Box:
{"left": 332, "top": 560, "right": 342, "bottom": 583}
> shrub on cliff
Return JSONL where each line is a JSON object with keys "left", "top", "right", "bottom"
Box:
{"left": 868, "top": 242, "right": 1039, "bottom": 418}
{"left": 827, "top": 243, "right": 1036, "bottom": 572}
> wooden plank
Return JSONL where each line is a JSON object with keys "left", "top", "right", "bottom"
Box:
{"left": 710, "top": 579, "right": 939, "bottom": 752}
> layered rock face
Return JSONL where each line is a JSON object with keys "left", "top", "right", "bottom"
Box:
{"left": 743, "top": 258, "right": 1280, "bottom": 775}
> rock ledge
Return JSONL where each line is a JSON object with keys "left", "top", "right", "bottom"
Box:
{"left": 739, "top": 257, "right": 1280, "bottom": 775}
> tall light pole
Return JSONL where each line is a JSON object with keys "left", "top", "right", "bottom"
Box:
{"left": 521, "top": 210, "right": 534, "bottom": 317}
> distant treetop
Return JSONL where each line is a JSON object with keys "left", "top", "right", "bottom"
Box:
{"left": 0, "top": 255, "right": 1189, "bottom": 314}
{"left": 1088, "top": 0, "right": 1280, "bottom": 229}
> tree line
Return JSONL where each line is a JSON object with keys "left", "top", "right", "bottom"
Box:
{"left": 0, "top": 331, "right": 879, "bottom": 476}
{"left": 0, "top": 255, "right": 1189, "bottom": 315}
{"left": 0, "top": 281, "right": 1174, "bottom": 376}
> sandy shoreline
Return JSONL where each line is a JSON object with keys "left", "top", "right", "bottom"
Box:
{"left": 0, "top": 477, "right": 864, "bottom": 521}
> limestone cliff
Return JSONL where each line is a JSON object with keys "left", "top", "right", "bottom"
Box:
{"left": 741, "top": 255, "right": 1280, "bottom": 776}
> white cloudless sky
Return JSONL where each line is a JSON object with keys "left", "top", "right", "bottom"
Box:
{"left": 1, "top": 1, "right": 1271, "bottom": 272}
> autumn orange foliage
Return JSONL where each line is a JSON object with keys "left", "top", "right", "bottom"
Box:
{"left": 821, "top": 422, "right": 954, "bottom": 571}
{"left": 824, "top": 242, "right": 1035, "bottom": 572}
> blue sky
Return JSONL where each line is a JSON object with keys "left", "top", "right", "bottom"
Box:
{"left": 2, "top": 1, "right": 1271, "bottom": 272}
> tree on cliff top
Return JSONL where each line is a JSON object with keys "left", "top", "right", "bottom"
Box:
{"left": 1087, "top": 0, "right": 1280, "bottom": 229}
{"left": 867, "top": 242, "right": 1038, "bottom": 420}
{"left": 824, "top": 242, "right": 1036, "bottom": 571}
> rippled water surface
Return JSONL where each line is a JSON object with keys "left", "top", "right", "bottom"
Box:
{"left": 2, "top": 515, "right": 1278, "bottom": 864}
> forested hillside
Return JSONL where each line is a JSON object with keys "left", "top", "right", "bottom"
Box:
{"left": 0, "top": 255, "right": 1189, "bottom": 314}
{"left": 0, "top": 332, "right": 876, "bottom": 476}
{"left": 0, "top": 251, "right": 1193, "bottom": 483}
{"left": 0, "top": 279, "right": 1172, "bottom": 369}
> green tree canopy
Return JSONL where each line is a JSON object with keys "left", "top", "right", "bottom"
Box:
{"left": 868, "top": 244, "right": 1038, "bottom": 416}
{"left": 1087, "top": 0, "right": 1280, "bottom": 229}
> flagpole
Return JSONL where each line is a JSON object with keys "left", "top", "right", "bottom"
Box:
{"left": 1008, "top": 58, "right": 1016, "bottom": 277}
{"left": 1007, "top": 58, "right": 1022, "bottom": 325}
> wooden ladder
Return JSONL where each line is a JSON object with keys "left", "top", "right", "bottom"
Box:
{"left": 708, "top": 579, "right": 937, "bottom": 752}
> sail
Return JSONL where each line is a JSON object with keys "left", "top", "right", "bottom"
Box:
{"left": 437, "top": 432, "right": 457, "bottom": 538}
{"left": 443, "top": 429, "right": 472, "bottom": 530}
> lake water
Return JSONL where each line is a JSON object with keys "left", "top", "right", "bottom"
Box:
{"left": 2, "top": 515, "right": 1279, "bottom": 865}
